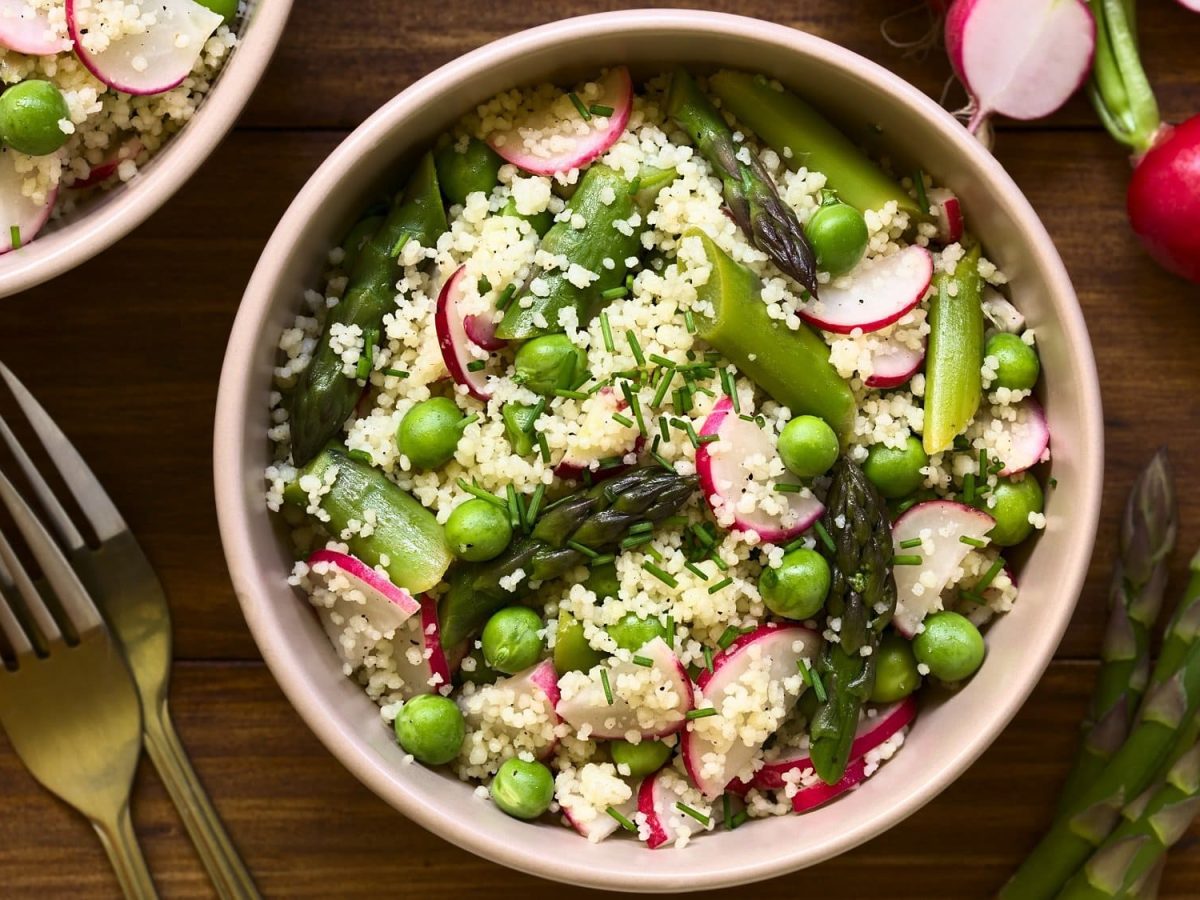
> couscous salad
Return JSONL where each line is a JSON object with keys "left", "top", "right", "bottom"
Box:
{"left": 0, "top": 0, "right": 239, "bottom": 251}
{"left": 266, "top": 67, "right": 1050, "bottom": 847}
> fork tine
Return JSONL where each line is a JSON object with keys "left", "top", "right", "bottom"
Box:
{"left": 0, "top": 412, "right": 86, "bottom": 552}
{"left": 0, "top": 362, "right": 125, "bottom": 543}
{"left": 0, "top": 555, "right": 35, "bottom": 660}
{"left": 0, "top": 526, "right": 63, "bottom": 645}
{"left": 0, "top": 468, "right": 101, "bottom": 635}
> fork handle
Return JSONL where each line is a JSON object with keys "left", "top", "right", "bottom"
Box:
{"left": 144, "top": 702, "right": 261, "bottom": 900}
{"left": 93, "top": 802, "right": 158, "bottom": 900}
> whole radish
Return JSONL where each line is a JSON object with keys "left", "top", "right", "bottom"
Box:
{"left": 1088, "top": 0, "right": 1200, "bottom": 283}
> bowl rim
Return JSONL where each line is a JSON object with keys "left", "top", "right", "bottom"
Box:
{"left": 0, "top": 0, "right": 294, "bottom": 300}
{"left": 214, "top": 9, "right": 1104, "bottom": 890}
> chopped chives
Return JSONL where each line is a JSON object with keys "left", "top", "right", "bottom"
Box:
{"left": 466, "top": 359, "right": 487, "bottom": 372}
{"left": 960, "top": 535, "right": 988, "bottom": 548}
{"left": 674, "top": 386, "right": 692, "bottom": 415}
{"left": 355, "top": 328, "right": 377, "bottom": 379}
{"left": 537, "top": 431, "right": 551, "bottom": 462}
{"left": 784, "top": 537, "right": 807, "bottom": 554}
{"left": 477, "top": 274, "right": 492, "bottom": 294}
{"left": 658, "top": 416, "right": 671, "bottom": 442}
{"left": 799, "top": 659, "right": 827, "bottom": 702}
{"left": 524, "top": 398, "right": 546, "bottom": 432}
{"left": 496, "top": 283, "right": 517, "bottom": 311}
{"left": 633, "top": 655, "right": 653, "bottom": 668}
{"left": 506, "top": 484, "right": 521, "bottom": 530}
{"left": 664, "top": 615, "right": 674, "bottom": 638}
{"left": 567, "top": 539, "right": 600, "bottom": 560}
{"left": 514, "top": 490, "right": 527, "bottom": 529}
{"left": 899, "top": 537, "right": 923, "bottom": 549}
{"left": 383, "top": 368, "right": 409, "bottom": 379}
{"left": 723, "top": 793, "right": 733, "bottom": 829}
{"left": 629, "top": 522, "right": 654, "bottom": 535}
{"left": 774, "top": 482, "right": 804, "bottom": 493}
{"left": 627, "top": 390, "right": 647, "bottom": 435}
{"left": 600, "top": 668, "right": 614, "bottom": 705}
{"left": 627, "top": 175, "right": 642, "bottom": 196}
{"left": 625, "top": 273, "right": 634, "bottom": 292}
{"left": 625, "top": 330, "right": 646, "bottom": 367}
{"left": 600, "top": 312, "right": 615, "bottom": 352}
{"left": 456, "top": 477, "right": 506, "bottom": 508}
{"left": 642, "top": 561, "right": 678, "bottom": 588}
{"left": 978, "top": 448, "right": 989, "bottom": 476}
{"left": 976, "top": 557, "right": 1006, "bottom": 592}
{"left": 708, "top": 577, "right": 733, "bottom": 594}
{"left": 676, "top": 803, "right": 711, "bottom": 827}
{"left": 730, "top": 811, "right": 749, "bottom": 830}
{"left": 526, "top": 483, "right": 546, "bottom": 524}
{"left": 607, "top": 806, "right": 637, "bottom": 832}
{"left": 663, "top": 515, "right": 689, "bottom": 528}
{"left": 894, "top": 554, "right": 923, "bottom": 566}
{"left": 684, "top": 310, "right": 697, "bottom": 334}
{"left": 602, "top": 286, "right": 629, "bottom": 301}
{"left": 568, "top": 91, "right": 591, "bottom": 119}
{"left": 591, "top": 553, "right": 616, "bottom": 567}
{"left": 390, "top": 231, "right": 411, "bottom": 258}
{"left": 652, "top": 451, "right": 675, "bottom": 471}
{"left": 679, "top": 418, "right": 701, "bottom": 448}
{"left": 709, "top": 551, "right": 729, "bottom": 571}
{"left": 687, "top": 707, "right": 717, "bottom": 721}
{"left": 963, "top": 472, "right": 976, "bottom": 503}
{"left": 691, "top": 524, "right": 715, "bottom": 547}
{"left": 652, "top": 368, "right": 674, "bottom": 408}
{"left": 620, "top": 533, "right": 654, "bottom": 551}
{"left": 348, "top": 449, "right": 373, "bottom": 465}
{"left": 813, "top": 520, "right": 836, "bottom": 553}
{"left": 590, "top": 103, "right": 615, "bottom": 117}
{"left": 457, "top": 413, "right": 480, "bottom": 430}
{"left": 645, "top": 545, "right": 664, "bottom": 563}
{"left": 649, "top": 353, "right": 675, "bottom": 368}
{"left": 554, "top": 388, "right": 589, "bottom": 401}
{"left": 685, "top": 561, "right": 709, "bottom": 581}
{"left": 717, "top": 626, "right": 740, "bottom": 650}
{"left": 8, "top": 225, "right": 19, "bottom": 250}
{"left": 913, "top": 169, "right": 930, "bottom": 214}
{"left": 1048, "top": 476, "right": 1059, "bottom": 489}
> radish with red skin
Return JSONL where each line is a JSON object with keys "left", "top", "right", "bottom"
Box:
{"left": 637, "top": 768, "right": 718, "bottom": 848}
{"left": 681, "top": 623, "right": 821, "bottom": 798}
{"left": 390, "top": 596, "right": 454, "bottom": 697}
{"left": 991, "top": 397, "right": 1051, "bottom": 476}
{"left": 696, "top": 396, "right": 824, "bottom": 543}
{"left": 927, "top": 187, "right": 963, "bottom": 244}
{"left": 1177, "top": 0, "right": 1200, "bottom": 11}
{"left": 944, "top": 0, "right": 1095, "bottom": 134}
{"left": 1125, "top": 117, "right": 1200, "bottom": 283}
{"left": 487, "top": 67, "right": 633, "bottom": 177}
{"left": 561, "top": 777, "right": 640, "bottom": 842}
{"left": 753, "top": 696, "right": 917, "bottom": 790}
{"left": 435, "top": 265, "right": 492, "bottom": 401}
{"left": 66, "top": 0, "right": 224, "bottom": 96}
{"left": 554, "top": 387, "right": 643, "bottom": 481}
{"left": 864, "top": 336, "right": 925, "bottom": 390}
{"left": 891, "top": 500, "right": 996, "bottom": 636}
{"left": 462, "top": 659, "right": 562, "bottom": 761}
{"left": 462, "top": 310, "right": 506, "bottom": 351}
{"left": 0, "top": 148, "right": 54, "bottom": 253}
{"left": 790, "top": 755, "right": 869, "bottom": 813}
{"left": 70, "top": 139, "right": 144, "bottom": 191}
{"left": 0, "top": 0, "right": 71, "bottom": 55}
{"left": 307, "top": 548, "right": 421, "bottom": 631}
{"left": 796, "top": 246, "right": 932, "bottom": 334}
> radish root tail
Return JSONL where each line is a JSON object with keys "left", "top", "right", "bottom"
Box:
{"left": 880, "top": 2, "right": 945, "bottom": 60}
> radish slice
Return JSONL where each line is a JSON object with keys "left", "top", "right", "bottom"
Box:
{"left": 487, "top": 67, "right": 633, "bottom": 176}
{"left": 892, "top": 500, "right": 996, "bottom": 636}
{"left": 0, "top": 1, "right": 71, "bottom": 54}
{"left": 435, "top": 265, "right": 492, "bottom": 401}
{"left": 390, "top": 596, "right": 453, "bottom": 697}
{"left": 69, "top": 138, "right": 144, "bottom": 190}
{"left": 927, "top": 187, "right": 963, "bottom": 244}
{"left": 988, "top": 397, "right": 1050, "bottom": 476}
{"left": 638, "top": 768, "right": 719, "bottom": 848}
{"left": 696, "top": 396, "right": 824, "bottom": 542}
{"left": 945, "top": 0, "right": 1095, "bottom": 131}
{"left": 682, "top": 624, "right": 821, "bottom": 798}
{"left": 1178, "top": 0, "right": 1200, "bottom": 11}
{"left": 753, "top": 696, "right": 917, "bottom": 790}
{"left": 307, "top": 549, "right": 421, "bottom": 631}
{"left": 790, "top": 756, "right": 869, "bottom": 813}
{"left": 556, "top": 637, "right": 693, "bottom": 740}
{"left": 797, "top": 246, "right": 933, "bottom": 334}
{"left": 554, "top": 387, "right": 643, "bottom": 480}
{"left": 982, "top": 287, "right": 1026, "bottom": 334}
{"left": 463, "top": 310, "right": 506, "bottom": 351}
{"left": 560, "top": 768, "right": 640, "bottom": 843}
{"left": 0, "top": 147, "right": 55, "bottom": 255}
{"left": 460, "top": 659, "right": 562, "bottom": 763}
{"left": 864, "top": 336, "right": 925, "bottom": 390}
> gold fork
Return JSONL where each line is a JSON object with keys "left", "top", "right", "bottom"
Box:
{"left": 0, "top": 362, "right": 259, "bottom": 899}
{"left": 0, "top": 467, "right": 157, "bottom": 898}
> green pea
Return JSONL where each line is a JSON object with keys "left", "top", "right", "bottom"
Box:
{"left": 870, "top": 632, "right": 922, "bottom": 703}
{"left": 446, "top": 498, "right": 512, "bottom": 562}
{"left": 554, "top": 613, "right": 605, "bottom": 675}
{"left": 913, "top": 611, "right": 985, "bottom": 682}
{"left": 584, "top": 561, "right": 620, "bottom": 600}
{"left": 863, "top": 437, "right": 928, "bottom": 500}
{"left": 981, "top": 475, "right": 1044, "bottom": 547}
{"left": 481, "top": 606, "right": 544, "bottom": 674}
{"left": 760, "top": 548, "right": 831, "bottom": 620}
{"left": 803, "top": 195, "right": 868, "bottom": 276}
{"left": 778, "top": 415, "right": 839, "bottom": 478}
{"left": 397, "top": 397, "right": 464, "bottom": 469}
{"left": 340, "top": 214, "right": 384, "bottom": 273}
{"left": 435, "top": 138, "right": 503, "bottom": 207}
{"left": 458, "top": 648, "right": 500, "bottom": 686}
{"left": 502, "top": 401, "right": 539, "bottom": 456}
{"left": 501, "top": 195, "right": 553, "bottom": 237}
{"left": 490, "top": 757, "right": 555, "bottom": 820}
{"left": 606, "top": 612, "right": 667, "bottom": 652}
{"left": 197, "top": 0, "right": 238, "bottom": 21}
{"left": 0, "top": 80, "right": 70, "bottom": 157}
{"left": 394, "top": 694, "right": 465, "bottom": 765}
{"left": 513, "top": 334, "right": 587, "bottom": 396}
{"left": 986, "top": 333, "right": 1040, "bottom": 391}
{"left": 610, "top": 739, "right": 672, "bottom": 777}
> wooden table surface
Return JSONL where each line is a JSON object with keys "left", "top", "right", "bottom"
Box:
{"left": 2, "top": 2, "right": 1200, "bottom": 897}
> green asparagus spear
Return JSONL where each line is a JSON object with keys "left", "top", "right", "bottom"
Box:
{"left": 1060, "top": 451, "right": 1177, "bottom": 809}
{"left": 438, "top": 467, "right": 697, "bottom": 650}
{"left": 809, "top": 458, "right": 897, "bottom": 784}
{"left": 683, "top": 227, "right": 856, "bottom": 441}
{"left": 666, "top": 68, "right": 820, "bottom": 298}
{"left": 340, "top": 214, "right": 385, "bottom": 273}
{"left": 923, "top": 243, "right": 984, "bottom": 455}
{"left": 291, "top": 445, "right": 453, "bottom": 594}
{"left": 707, "top": 71, "right": 921, "bottom": 218}
{"left": 1001, "top": 550, "right": 1200, "bottom": 900}
{"left": 289, "top": 153, "right": 449, "bottom": 466}
{"left": 434, "top": 137, "right": 503, "bottom": 207}
{"left": 494, "top": 166, "right": 673, "bottom": 341}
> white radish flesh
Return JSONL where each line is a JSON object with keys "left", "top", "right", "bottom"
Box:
{"left": 66, "top": 0, "right": 224, "bottom": 96}
{"left": 435, "top": 265, "right": 492, "bottom": 401}
{"left": 696, "top": 396, "right": 824, "bottom": 543}
{"left": 892, "top": 500, "right": 996, "bottom": 636}
{"left": 797, "top": 246, "right": 933, "bottom": 334}
{"left": 983, "top": 397, "right": 1050, "bottom": 476}
{"left": 389, "top": 596, "right": 453, "bottom": 697}
{"left": 0, "top": 0, "right": 70, "bottom": 55}
{"left": 0, "top": 147, "right": 54, "bottom": 254}
{"left": 561, "top": 776, "right": 640, "bottom": 842}
{"left": 927, "top": 187, "right": 963, "bottom": 244}
{"left": 864, "top": 336, "right": 925, "bottom": 390}
{"left": 307, "top": 549, "right": 420, "bottom": 633}
{"left": 638, "top": 768, "right": 719, "bottom": 848}
{"left": 554, "top": 387, "right": 642, "bottom": 480}
{"left": 982, "top": 287, "right": 1026, "bottom": 334}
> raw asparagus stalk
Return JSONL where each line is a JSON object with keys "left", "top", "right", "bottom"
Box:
{"left": 666, "top": 68, "right": 820, "bottom": 298}
{"left": 683, "top": 227, "right": 856, "bottom": 441}
{"left": 1060, "top": 450, "right": 1177, "bottom": 809}
{"left": 707, "top": 70, "right": 920, "bottom": 217}
{"left": 289, "top": 153, "right": 449, "bottom": 465}
{"left": 923, "top": 243, "right": 983, "bottom": 454}
{"left": 809, "top": 458, "right": 897, "bottom": 784}
{"left": 438, "top": 467, "right": 697, "bottom": 649}
{"left": 1000, "top": 550, "right": 1200, "bottom": 900}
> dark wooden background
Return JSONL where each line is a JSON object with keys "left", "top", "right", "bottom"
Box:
{"left": 2, "top": 1, "right": 1199, "bottom": 896}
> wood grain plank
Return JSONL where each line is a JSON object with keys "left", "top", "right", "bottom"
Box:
{"left": 0, "top": 126, "right": 1197, "bottom": 661}
{"left": 242, "top": 0, "right": 1200, "bottom": 133}
{"left": 0, "top": 660, "right": 1194, "bottom": 898}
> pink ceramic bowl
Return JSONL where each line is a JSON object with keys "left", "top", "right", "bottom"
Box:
{"left": 0, "top": 0, "right": 292, "bottom": 299}
{"left": 214, "top": 10, "right": 1103, "bottom": 891}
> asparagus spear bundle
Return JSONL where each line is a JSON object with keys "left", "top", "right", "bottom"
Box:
{"left": 1060, "top": 450, "right": 1177, "bottom": 809}
{"left": 808, "top": 458, "right": 897, "bottom": 784}
{"left": 438, "top": 467, "right": 697, "bottom": 650}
